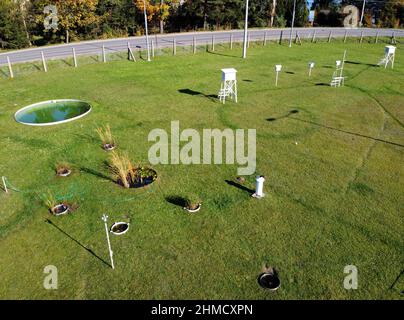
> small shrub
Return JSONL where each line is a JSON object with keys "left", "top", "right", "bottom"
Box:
{"left": 96, "top": 124, "right": 115, "bottom": 147}
{"left": 185, "top": 194, "right": 201, "bottom": 210}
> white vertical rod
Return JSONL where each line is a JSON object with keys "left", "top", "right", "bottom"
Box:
{"left": 102, "top": 214, "right": 115, "bottom": 270}
{"left": 41, "top": 51, "right": 47, "bottom": 72}
{"left": 7, "top": 56, "right": 13, "bottom": 78}
{"left": 230, "top": 34, "right": 233, "bottom": 49}
{"left": 2, "top": 176, "right": 8, "bottom": 193}
{"left": 102, "top": 45, "right": 106, "bottom": 63}
{"left": 242, "top": 0, "right": 249, "bottom": 59}
{"left": 193, "top": 36, "right": 196, "bottom": 54}
{"left": 72, "top": 48, "right": 77, "bottom": 67}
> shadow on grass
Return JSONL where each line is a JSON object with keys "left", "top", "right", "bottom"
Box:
{"left": 225, "top": 180, "right": 254, "bottom": 195}
{"left": 288, "top": 117, "right": 404, "bottom": 148}
{"left": 178, "top": 89, "right": 217, "bottom": 102}
{"left": 165, "top": 195, "right": 187, "bottom": 208}
{"left": 80, "top": 167, "right": 114, "bottom": 182}
{"left": 390, "top": 269, "right": 404, "bottom": 291}
{"left": 206, "top": 50, "right": 241, "bottom": 59}
{"left": 45, "top": 219, "right": 112, "bottom": 268}
{"left": 345, "top": 60, "right": 377, "bottom": 67}
{"left": 266, "top": 109, "right": 299, "bottom": 122}
{"left": 243, "top": 79, "right": 253, "bottom": 82}
{"left": 315, "top": 83, "right": 330, "bottom": 86}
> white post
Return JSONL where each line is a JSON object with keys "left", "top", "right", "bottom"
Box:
{"left": 263, "top": 31, "right": 267, "bottom": 46}
{"left": 312, "top": 30, "right": 316, "bottom": 43}
{"left": 275, "top": 65, "right": 282, "bottom": 86}
{"left": 328, "top": 31, "right": 332, "bottom": 43}
{"left": 143, "top": 0, "right": 151, "bottom": 62}
{"left": 102, "top": 45, "right": 106, "bottom": 63}
{"left": 289, "top": 0, "right": 296, "bottom": 47}
{"left": 193, "top": 36, "right": 196, "bottom": 54}
{"left": 2, "top": 176, "right": 8, "bottom": 193}
{"left": 7, "top": 56, "right": 13, "bottom": 78}
{"left": 360, "top": 31, "right": 364, "bottom": 43}
{"left": 41, "top": 51, "right": 47, "bottom": 72}
{"left": 308, "top": 62, "right": 315, "bottom": 77}
{"left": 102, "top": 214, "right": 115, "bottom": 270}
{"left": 72, "top": 48, "right": 77, "bottom": 67}
{"left": 360, "top": 0, "right": 366, "bottom": 27}
{"left": 173, "top": 38, "right": 176, "bottom": 55}
{"left": 247, "top": 33, "right": 250, "bottom": 48}
{"left": 151, "top": 39, "right": 155, "bottom": 58}
{"left": 242, "top": 0, "right": 249, "bottom": 59}
{"left": 127, "top": 42, "right": 136, "bottom": 62}
{"left": 253, "top": 176, "right": 265, "bottom": 198}
{"left": 344, "top": 30, "right": 348, "bottom": 43}
{"left": 375, "top": 32, "right": 379, "bottom": 44}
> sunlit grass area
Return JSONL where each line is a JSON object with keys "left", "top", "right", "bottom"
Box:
{"left": 0, "top": 40, "right": 403, "bottom": 299}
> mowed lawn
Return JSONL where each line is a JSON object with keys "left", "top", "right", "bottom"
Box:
{"left": 0, "top": 40, "right": 403, "bottom": 299}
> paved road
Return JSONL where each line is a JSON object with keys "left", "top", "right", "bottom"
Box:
{"left": 0, "top": 27, "right": 402, "bottom": 65}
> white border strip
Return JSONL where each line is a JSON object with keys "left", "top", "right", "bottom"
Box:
{"left": 14, "top": 99, "right": 92, "bottom": 126}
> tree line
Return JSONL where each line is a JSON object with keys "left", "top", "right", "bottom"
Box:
{"left": 0, "top": 0, "right": 403, "bottom": 50}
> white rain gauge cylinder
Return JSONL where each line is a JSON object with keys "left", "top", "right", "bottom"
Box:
{"left": 253, "top": 176, "right": 266, "bottom": 198}
{"left": 218, "top": 68, "right": 238, "bottom": 104}
{"left": 308, "top": 62, "right": 315, "bottom": 77}
{"left": 275, "top": 65, "right": 282, "bottom": 86}
{"left": 384, "top": 46, "right": 396, "bottom": 69}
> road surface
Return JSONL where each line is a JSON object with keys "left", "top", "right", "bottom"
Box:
{"left": 0, "top": 27, "right": 402, "bottom": 65}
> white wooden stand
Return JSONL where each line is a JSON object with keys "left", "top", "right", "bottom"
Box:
{"left": 218, "top": 68, "right": 238, "bottom": 104}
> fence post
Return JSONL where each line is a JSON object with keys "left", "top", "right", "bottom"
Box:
{"left": 102, "top": 45, "right": 106, "bottom": 63}
{"left": 151, "top": 39, "right": 155, "bottom": 58}
{"left": 72, "top": 48, "right": 77, "bottom": 67}
{"left": 344, "top": 30, "right": 348, "bottom": 43}
{"left": 6, "top": 56, "right": 14, "bottom": 78}
{"left": 173, "top": 38, "right": 176, "bottom": 55}
{"left": 312, "top": 30, "right": 316, "bottom": 43}
{"left": 230, "top": 34, "right": 233, "bottom": 49}
{"left": 211, "top": 35, "right": 215, "bottom": 51}
{"left": 279, "top": 30, "right": 283, "bottom": 45}
{"left": 328, "top": 31, "right": 332, "bottom": 43}
{"left": 41, "top": 51, "right": 48, "bottom": 72}
{"left": 247, "top": 33, "right": 250, "bottom": 48}
{"left": 375, "top": 32, "right": 379, "bottom": 44}
{"left": 193, "top": 36, "right": 196, "bottom": 54}
{"left": 263, "top": 31, "right": 267, "bottom": 46}
{"left": 391, "top": 32, "right": 396, "bottom": 45}
{"left": 360, "top": 31, "right": 364, "bottom": 43}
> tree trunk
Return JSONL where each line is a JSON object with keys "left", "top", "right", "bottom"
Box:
{"left": 159, "top": 0, "right": 164, "bottom": 34}
{"left": 203, "top": 0, "right": 208, "bottom": 30}
{"left": 270, "top": 0, "right": 277, "bottom": 28}
{"left": 19, "top": 2, "right": 31, "bottom": 46}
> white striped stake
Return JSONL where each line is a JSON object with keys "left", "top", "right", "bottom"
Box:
{"left": 7, "top": 56, "right": 13, "bottom": 78}
{"left": 275, "top": 64, "right": 282, "bottom": 87}
{"left": 308, "top": 62, "right": 315, "bottom": 77}
{"left": 252, "top": 176, "right": 265, "bottom": 198}
{"left": 102, "top": 45, "right": 106, "bottom": 63}
{"left": 41, "top": 51, "right": 47, "bottom": 72}
{"left": 102, "top": 214, "right": 115, "bottom": 270}
{"left": 2, "top": 176, "right": 8, "bottom": 193}
{"left": 173, "top": 38, "right": 176, "bottom": 55}
{"left": 193, "top": 37, "right": 196, "bottom": 54}
{"left": 72, "top": 48, "right": 77, "bottom": 67}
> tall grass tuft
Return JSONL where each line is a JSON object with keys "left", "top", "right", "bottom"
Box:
{"left": 96, "top": 124, "right": 115, "bottom": 146}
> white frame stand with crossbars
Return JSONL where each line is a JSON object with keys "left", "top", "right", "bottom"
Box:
{"left": 330, "top": 50, "right": 347, "bottom": 87}
{"left": 218, "top": 68, "right": 238, "bottom": 104}
{"left": 378, "top": 46, "right": 396, "bottom": 69}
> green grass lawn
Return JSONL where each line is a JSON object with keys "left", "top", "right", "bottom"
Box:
{"left": 0, "top": 40, "right": 403, "bottom": 299}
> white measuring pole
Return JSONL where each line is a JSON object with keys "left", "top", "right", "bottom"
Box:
{"left": 41, "top": 51, "right": 47, "bottom": 72}
{"left": 102, "top": 214, "right": 115, "bottom": 269}
{"left": 72, "top": 48, "right": 77, "bottom": 67}
{"left": 242, "top": 0, "right": 249, "bottom": 59}
{"left": 2, "top": 176, "right": 8, "bottom": 193}
{"left": 7, "top": 56, "right": 13, "bottom": 78}
{"left": 102, "top": 45, "right": 106, "bottom": 63}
